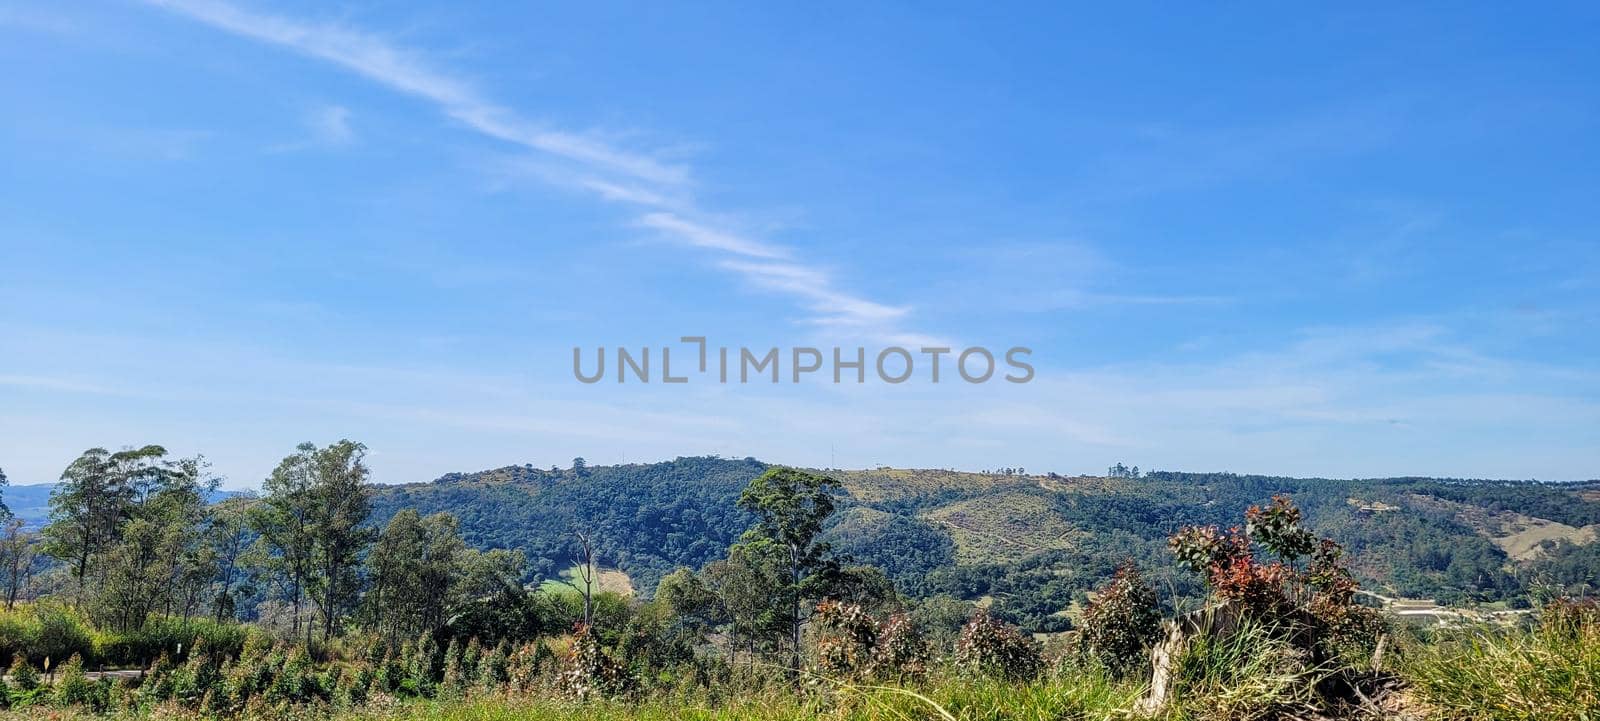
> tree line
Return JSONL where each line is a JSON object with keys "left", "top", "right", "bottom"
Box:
{"left": 6, "top": 442, "right": 899, "bottom": 678}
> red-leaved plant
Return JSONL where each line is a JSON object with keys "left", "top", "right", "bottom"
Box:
{"left": 1169, "top": 495, "right": 1383, "bottom": 654}
{"left": 1077, "top": 562, "right": 1162, "bottom": 675}
{"left": 953, "top": 610, "right": 1043, "bottom": 682}
{"left": 813, "top": 601, "right": 930, "bottom": 682}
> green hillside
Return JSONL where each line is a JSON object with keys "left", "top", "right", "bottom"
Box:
{"left": 367, "top": 456, "right": 763, "bottom": 589}
{"left": 369, "top": 457, "right": 1600, "bottom": 631}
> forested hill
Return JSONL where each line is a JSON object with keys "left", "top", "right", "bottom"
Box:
{"left": 366, "top": 457, "right": 764, "bottom": 588}
{"left": 366, "top": 457, "right": 1600, "bottom": 631}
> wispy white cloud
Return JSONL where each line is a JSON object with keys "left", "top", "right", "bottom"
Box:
{"left": 145, "top": 0, "right": 681, "bottom": 184}
{"left": 268, "top": 104, "right": 355, "bottom": 152}
{"left": 638, "top": 213, "right": 788, "bottom": 260}
{"left": 716, "top": 260, "right": 946, "bottom": 346}
{"left": 577, "top": 178, "right": 674, "bottom": 208}
{"left": 145, "top": 0, "right": 928, "bottom": 342}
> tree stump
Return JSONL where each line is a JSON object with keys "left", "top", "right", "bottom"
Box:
{"left": 1137, "top": 602, "right": 1245, "bottom": 714}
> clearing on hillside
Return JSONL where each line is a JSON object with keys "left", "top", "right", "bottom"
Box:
{"left": 539, "top": 564, "right": 636, "bottom": 597}
{"left": 921, "top": 491, "right": 1079, "bottom": 564}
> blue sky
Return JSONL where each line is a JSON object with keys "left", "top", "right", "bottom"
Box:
{"left": 1, "top": 1, "right": 1597, "bottom": 489}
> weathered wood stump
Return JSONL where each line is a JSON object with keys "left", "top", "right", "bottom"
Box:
{"left": 1137, "top": 602, "right": 1392, "bottom": 717}
{"left": 1137, "top": 602, "right": 1246, "bottom": 714}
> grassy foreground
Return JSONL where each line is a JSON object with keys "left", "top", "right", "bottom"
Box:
{"left": 1403, "top": 621, "right": 1600, "bottom": 721}
{"left": 360, "top": 675, "right": 1140, "bottom": 721}
{"left": 0, "top": 673, "right": 1144, "bottom": 721}
{"left": 9, "top": 621, "right": 1599, "bottom": 721}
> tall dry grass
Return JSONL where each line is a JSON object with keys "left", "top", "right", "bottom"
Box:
{"left": 1404, "top": 620, "right": 1600, "bottom": 721}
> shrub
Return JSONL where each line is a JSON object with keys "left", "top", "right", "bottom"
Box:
{"left": 142, "top": 652, "right": 177, "bottom": 702}
{"left": 954, "top": 610, "right": 1043, "bottom": 682}
{"left": 507, "top": 640, "right": 554, "bottom": 692}
{"left": 5, "top": 656, "right": 39, "bottom": 692}
{"left": 1170, "top": 496, "right": 1380, "bottom": 652}
{"left": 53, "top": 653, "right": 95, "bottom": 708}
{"left": 1078, "top": 562, "right": 1162, "bottom": 675}
{"left": 405, "top": 633, "right": 438, "bottom": 697}
{"left": 221, "top": 637, "right": 274, "bottom": 707}
{"left": 0, "top": 615, "right": 21, "bottom": 670}
{"left": 1159, "top": 496, "right": 1395, "bottom": 717}
{"left": 462, "top": 637, "right": 483, "bottom": 680}
{"left": 439, "top": 638, "right": 468, "bottom": 699}
{"left": 374, "top": 650, "right": 405, "bottom": 694}
{"left": 200, "top": 684, "right": 232, "bottom": 715}
{"left": 0, "top": 604, "right": 94, "bottom": 668}
{"left": 814, "top": 600, "right": 879, "bottom": 680}
{"left": 172, "top": 651, "right": 224, "bottom": 705}
{"left": 872, "top": 612, "right": 930, "bottom": 681}
{"left": 108, "top": 678, "right": 137, "bottom": 713}
{"left": 267, "top": 645, "right": 324, "bottom": 705}
{"left": 814, "top": 602, "right": 930, "bottom": 683}
{"left": 204, "top": 660, "right": 238, "bottom": 714}
{"left": 479, "top": 640, "right": 511, "bottom": 689}
{"left": 335, "top": 663, "right": 375, "bottom": 707}
{"left": 92, "top": 616, "right": 251, "bottom": 668}
{"left": 239, "top": 631, "right": 274, "bottom": 663}
{"left": 4, "top": 656, "right": 47, "bottom": 708}
{"left": 35, "top": 605, "right": 95, "bottom": 667}
{"left": 227, "top": 650, "right": 274, "bottom": 707}
{"left": 556, "top": 625, "right": 632, "bottom": 700}
{"left": 1244, "top": 495, "right": 1317, "bottom": 560}
{"left": 611, "top": 603, "right": 697, "bottom": 681}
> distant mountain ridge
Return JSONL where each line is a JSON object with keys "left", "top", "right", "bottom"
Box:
{"left": 365, "top": 458, "right": 1600, "bottom": 631}
{"left": 2, "top": 483, "right": 57, "bottom": 528}
{"left": 4, "top": 482, "right": 242, "bottom": 529}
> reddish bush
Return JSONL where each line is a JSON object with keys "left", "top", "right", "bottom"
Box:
{"left": 814, "top": 600, "right": 879, "bottom": 679}
{"left": 814, "top": 601, "right": 930, "bottom": 682}
{"left": 1078, "top": 562, "right": 1162, "bottom": 674}
{"left": 872, "top": 613, "right": 930, "bottom": 681}
{"left": 954, "top": 610, "right": 1043, "bottom": 682}
{"left": 1169, "top": 496, "right": 1385, "bottom": 655}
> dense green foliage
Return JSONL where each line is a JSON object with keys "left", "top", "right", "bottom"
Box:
{"left": 368, "top": 458, "right": 761, "bottom": 591}
{"left": 12, "top": 453, "right": 1600, "bottom": 637}
{"left": 0, "top": 603, "right": 248, "bottom": 668}
{"left": 360, "top": 460, "right": 1600, "bottom": 632}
